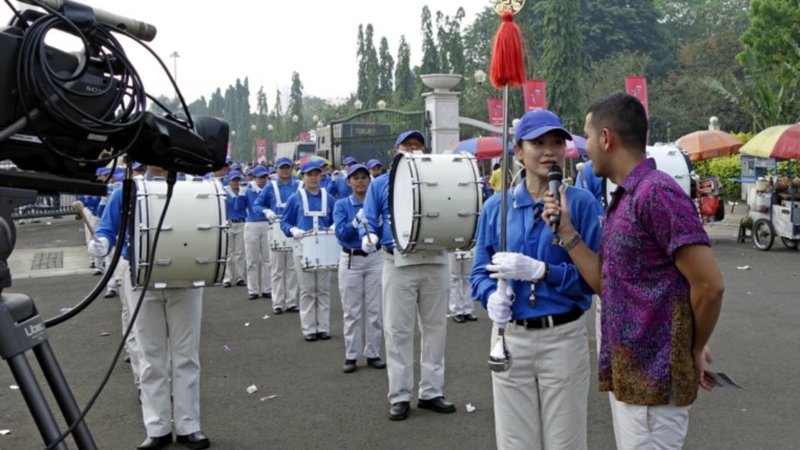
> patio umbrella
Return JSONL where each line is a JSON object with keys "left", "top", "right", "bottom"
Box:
{"left": 675, "top": 130, "right": 743, "bottom": 161}
{"left": 740, "top": 124, "right": 800, "bottom": 160}
{"left": 451, "top": 136, "right": 513, "bottom": 159}
{"left": 565, "top": 134, "right": 587, "bottom": 159}
{"left": 298, "top": 154, "right": 331, "bottom": 166}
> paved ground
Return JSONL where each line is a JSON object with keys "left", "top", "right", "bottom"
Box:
{"left": 1, "top": 207, "right": 798, "bottom": 449}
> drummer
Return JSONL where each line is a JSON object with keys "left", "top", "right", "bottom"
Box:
{"left": 281, "top": 159, "right": 336, "bottom": 342}
{"left": 253, "top": 157, "right": 300, "bottom": 315}
{"left": 329, "top": 156, "right": 358, "bottom": 199}
{"left": 333, "top": 164, "right": 385, "bottom": 373}
{"left": 367, "top": 159, "right": 383, "bottom": 178}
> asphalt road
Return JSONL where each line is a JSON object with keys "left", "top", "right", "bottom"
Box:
{"left": 1, "top": 218, "right": 798, "bottom": 449}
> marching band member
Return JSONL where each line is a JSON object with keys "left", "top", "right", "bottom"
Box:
{"left": 280, "top": 159, "right": 335, "bottom": 341}
{"left": 328, "top": 155, "right": 357, "bottom": 199}
{"left": 89, "top": 166, "right": 210, "bottom": 450}
{"left": 360, "top": 130, "right": 455, "bottom": 421}
{"left": 448, "top": 250, "right": 477, "bottom": 323}
{"left": 243, "top": 165, "right": 272, "bottom": 300}
{"left": 333, "top": 164, "right": 385, "bottom": 373}
{"left": 222, "top": 170, "right": 248, "bottom": 288}
{"left": 470, "top": 110, "right": 603, "bottom": 450}
{"left": 366, "top": 158, "right": 383, "bottom": 178}
{"left": 253, "top": 157, "right": 300, "bottom": 315}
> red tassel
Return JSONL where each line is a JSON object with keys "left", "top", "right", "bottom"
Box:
{"left": 490, "top": 11, "right": 526, "bottom": 89}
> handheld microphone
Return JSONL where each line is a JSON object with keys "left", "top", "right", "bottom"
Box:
{"left": 547, "top": 164, "right": 563, "bottom": 233}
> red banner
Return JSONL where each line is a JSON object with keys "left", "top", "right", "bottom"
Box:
{"left": 624, "top": 75, "right": 649, "bottom": 116}
{"left": 298, "top": 132, "right": 311, "bottom": 142}
{"left": 523, "top": 80, "right": 547, "bottom": 111}
{"left": 487, "top": 98, "right": 504, "bottom": 136}
{"left": 256, "top": 137, "right": 267, "bottom": 163}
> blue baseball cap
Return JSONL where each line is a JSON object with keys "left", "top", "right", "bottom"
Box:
{"left": 342, "top": 156, "right": 358, "bottom": 166}
{"left": 231, "top": 163, "right": 242, "bottom": 171}
{"left": 252, "top": 165, "right": 269, "bottom": 177}
{"left": 515, "top": 110, "right": 572, "bottom": 142}
{"left": 131, "top": 161, "right": 143, "bottom": 170}
{"left": 227, "top": 170, "right": 244, "bottom": 181}
{"left": 395, "top": 130, "right": 425, "bottom": 147}
{"left": 276, "top": 157, "right": 292, "bottom": 168}
{"left": 300, "top": 159, "right": 325, "bottom": 174}
{"left": 267, "top": 166, "right": 276, "bottom": 175}
{"left": 366, "top": 159, "right": 382, "bottom": 169}
{"left": 96, "top": 167, "right": 111, "bottom": 176}
{"left": 346, "top": 164, "right": 369, "bottom": 178}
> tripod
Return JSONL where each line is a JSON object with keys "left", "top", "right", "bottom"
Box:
{"left": 1, "top": 186, "right": 97, "bottom": 449}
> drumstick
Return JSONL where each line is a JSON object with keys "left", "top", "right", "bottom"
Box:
{"left": 361, "top": 220, "right": 377, "bottom": 245}
{"left": 72, "top": 200, "right": 96, "bottom": 239}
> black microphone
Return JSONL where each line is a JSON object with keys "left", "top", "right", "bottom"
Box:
{"left": 547, "top": 164, "right": 563, "bottom": 233}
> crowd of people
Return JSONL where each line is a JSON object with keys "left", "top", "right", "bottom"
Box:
{"left": 80, "top": 92, "right": 723, "bottom": 450}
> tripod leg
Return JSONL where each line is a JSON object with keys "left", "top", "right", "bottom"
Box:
{"left": 7, "top": 353, "right": 69, "bottom": 450}
{"left": 34, "top": 341, "right": 97, "bottom": 449}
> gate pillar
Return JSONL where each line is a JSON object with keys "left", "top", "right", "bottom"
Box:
{"left": 421, "top": 74, "right": 462, "bottom": 154}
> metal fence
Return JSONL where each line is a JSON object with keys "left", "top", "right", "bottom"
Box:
{"left": 11, "top": 193, "right": 79, "bottom": 220}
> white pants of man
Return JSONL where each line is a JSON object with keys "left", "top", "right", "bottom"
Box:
{"left": 269, "top": 248, "right": 298, "bottom": 310}
{"left": 223, "top": 221, "right": 246, "bottom": 284}
{"left": 116, "top": 260, "right": 141, "bottom": 387}
{"left": 293, "top": 253, "right": 330, "bottom": 336}
{"left": 382, "top": 255, "right": 449, "bottom": 404}
{"left": 244, "top": 221, "right": 271, "bottom": 296}
{"left": 448, "top": 253, "right": 474, "bottom": 316}
{"left": 491, "top": 315, "right": 589, "bottom": 450}
{"left": 338, "top": 250, "right": 383, "bottom": 360}
{"left": 124, "top": 276, "right": 203, "bottom": 437}
{"left": 609, "top": 392, "right": 690, "bottom": 450}
{"left": 83, "top": 212, "right": 101, "bottom": 268}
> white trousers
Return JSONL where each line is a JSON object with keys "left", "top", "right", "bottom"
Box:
{"left": 269, "top": 248, "right": 298, "bottom": 310}
{"left": 609, "top": 392, "right": 690, "bottom": 450}
{"left": 382, "top": 255, "right": 449, "bottom": 403}
{"left": 491, "top": 315, "right": 589, "bottom": 450}
{"left": 448, "top": 253, "right": 474, "bottom": 315}
{"left": 223, "top": 221, "right": 246, "bottom": 284}
{"left": 293, "top": 253, "right": 330, "bottom": 335}
{"left": 338, "top": 251, "right": 383, "bottom": 360}
{"left": 116, "top": 260, "right": 141, "bottom": 387}
{"left": 125, "top": 277, "right": 203, "bottom": 437}
{"left": 244, "top": 222, "right": 271, "bottom": 295}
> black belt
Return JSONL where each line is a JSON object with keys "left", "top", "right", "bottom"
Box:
{"left": 512, "top": 308, "right": 584, "bottom": 329}
{"left": 344, "top": 244, "right": 380, "bottom": 257}
{"left": 230, "top": 219, "right": 245, "bottom": 223}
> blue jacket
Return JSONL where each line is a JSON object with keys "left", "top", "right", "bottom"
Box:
{"left": 358, "top": 173, "right": 392, "bottom": 251}
{"left": 333, "top": 195, "right": 365, "bottom": 250}
{"left": 575, "top": 160, "right": 605, "bottom": 206}
{"left": 244, "top": 181, "right": 268, "bottom": 222}
{"left": 328, "top": 176, "right": 352, "bottom": 200}
{"left": 77, "top": 194, "right": 102, "bottom": 216}
{"left": 470, "top": 183, "right": 603, "bottom": 319}
{"left": 253, "top": 178, "right": 300, "bottom": 216}
{"left": 95, "top": 185, "right": 130, "bottom": 260}
{"left": 280, "top": 188, "right": 335, "bottom": 237}
{"left": 224, "top": 185, "right": 248, "bottom": 221}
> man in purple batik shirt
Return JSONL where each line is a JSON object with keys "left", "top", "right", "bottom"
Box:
{"left": 543, "top": 92, "right": 724, "bottom": 449}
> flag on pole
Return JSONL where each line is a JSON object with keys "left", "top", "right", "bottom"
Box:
{"left": 624, "top": 75, "right": 649, "bottom": 116}
{"left": 523, "top": 80, "right": 547, "bottom": 111}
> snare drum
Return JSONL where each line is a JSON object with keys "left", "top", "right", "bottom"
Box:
{"left": 605, "top": 143, "right": 692, "bottom": 205}
{"left": 268, "top": 220, "right": 292, "bottom": 251}
{"left": 293, "top": 230, "right": 341, "bottom": 271}
{"left": 131, "top": 178, "right": 228, "bottom": 288}
{"left": 389, "top": 153, "right": 483, "bottom": 253}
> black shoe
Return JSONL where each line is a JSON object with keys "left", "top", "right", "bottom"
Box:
{"left": 286, "top": 305, "right": 299, "bottom": 312}
{"left": 389, "top": 401, "right": 410, "bottom": 421}
{"left": 343, "top": 359, "right": 357, "bottom": 373}
{"left": 367, "top": 357, "right": 386, "bottom": 369}
{"left": 137, "top": 433, "right": 172, "bottom": 450}
{"left": 317, "top": 331, "right": 331, "bottom": 340}
{"left": 452, "top": 314, "right": 466, "bottom": 323}
{"left": 417, "top": 396, "right": 456, "bottom": 413}
{"left": 273, "top": 307, "right": 283, "bottom": 315}
{"left": 236, "top": 279, "right": 246, "bottom": 286}
{"left": 124, "top": 354, "right": 131, "bottom": 363}
{"left": 463, "top": 313, "right": 478, "bottom": 321}
{"left": 222, "top": 281, "right": 232, "bottom": 288}
{"left": 262, "top": 292, "right": 272, "bottom": 299}
{"left": 103, "top": 289, "right": 117, "bottom": 299}
{"left": 176, "top": 431, "right": 210, "bottom": 449}
{"left": 305, "top": 334, "right": 318, "bottom": 342}
{"left": 248, "top": 293, "right": 259, "bottom": 300}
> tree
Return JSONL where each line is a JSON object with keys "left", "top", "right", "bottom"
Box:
{"left": 208, "top": 88, "right": 224, "bottom": 117}
{"left": 655, "top": 0, "right": 750, "bottom": 46}
{"left": 356, "top": 25, "right": 368, "bottom": 105}
{"left": 420, "top": 6, "right": 439, "bottom": 74}
{"left": 436, "top": 11, "right": 450, "bottom": 72}
{"left": 394, "top": 36, "right": 415, "bottom": 106}
{"left": 363, "top": 25, "right": 380, "bottom": 108}
{"left": 187, "top": 96, "right": 208, "bottom": 117}
{"left": 271, "top": 87, "right": 284, "bottom": 143}
{"left": 378, "top": 37, "right": 394, "bottom": 104}
{"left": 540, "top": 0, "right": 582, "bottom": 125}
{"left": 446, "top": 8, "right": 467, "bottom": 79}
{"left": 288, "top": 72, "right": 304, "bottom": 140}
{"left": 740, "top": 0, "right": 800, "bottom": 78}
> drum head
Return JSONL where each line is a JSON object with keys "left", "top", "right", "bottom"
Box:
{"left": 389, "top": 153, "right": 419, "bottom": 253}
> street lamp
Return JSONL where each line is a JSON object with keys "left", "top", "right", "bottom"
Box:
{"left": 291, "top": 114, "right": 299, "bottom": 123}
{"left": 317, "top": 121, "right": 324, "bottom": 127}
{"left": 354, "top": 99, "right": 363, "bottom": 110}
{"left": 312, "top": 114, "right": 319, "bottom": 123}
{"left": 170, "top": 51, "right": 180, "bottom": 81}
{"left": 377, "top": 100, "right": 387, "bottom": 109}
{"left": 267, "top": 124, "right": 274, "bottom": 131}
{"left": 473, "top": 69, "right": 487, "bottom": 85}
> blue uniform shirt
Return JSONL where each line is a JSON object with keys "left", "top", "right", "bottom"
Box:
{"left": 253, "top": 178, "right": 300, "bottom": 216}
{"left": 470, "top": 184, "right": 603, "bottom": 319}
{"left": 358, "top": 173, "right": 392, "bottom": 251}
{"left": 77, "top": 194, "right": 102, "bottom": 216}
{"left": 224, "top": 185, "right": 248, "bottom": 221}
{"left": 244, "top": 181, "right": 268, "bottom": 222}
{"left": 95, "top": 185, "right": 130, "bottom": 260}
{"left": 328, "top": 176, "right": 352, "bottom": 200}
{"left": 575, "top": 160, "right": 605, "bottom": 206}
{"left": 280, "top": 188, "right": 335, "bottom": 237}
{"left": 333, "top": 195, "right": 365, "bottom": 249}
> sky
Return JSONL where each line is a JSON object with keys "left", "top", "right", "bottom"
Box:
{"left": 2, "top": 0, "right": 484, "bottom": 107}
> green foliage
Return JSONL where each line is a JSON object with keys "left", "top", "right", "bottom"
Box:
{"left": 692, "top": 154, "right": 741, "bottom": 199}
{"left": 394, "top": 36, "right": 415, "bottom": 105}
{"left": 741, "top": 0, "right": 800, "bottom": 77}
{"left": 420, "top": 6, "right": 439, "bottom": 75}
{"left": 378, "top": 37, "right": 394, "bottom": 103}
{"left": 540, "top": 0, "right": 582, "bottom": 123}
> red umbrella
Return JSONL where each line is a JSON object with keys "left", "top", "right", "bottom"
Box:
{"left": 450, "top": 137, "right": 513, "bottom": 159}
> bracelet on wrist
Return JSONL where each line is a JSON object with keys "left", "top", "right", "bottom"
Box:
{"left": 558, "top": 232, "right": 581, "bottom": 251}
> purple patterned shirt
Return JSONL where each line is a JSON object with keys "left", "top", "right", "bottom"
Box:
{"left": 599, "top": 158, "right": 710, "bottom": 406}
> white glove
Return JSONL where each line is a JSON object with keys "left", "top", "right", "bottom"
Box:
{"left": 361, "top": 233, "right": 379, "bottom": 254}
{"left": 351, "top": 217, "right": 360, "bottom": 229}
{"left": 487, "top": 252, "right": 547, "bottom": 281}
{"left": 328, "top": 223, "right": 336, "bottom": 231}
{"left": 487, "top": 279, "right": 515, "bottom": 325}
{"left": 290, "top": 227, "right": 305, "bottom": 238}
{"left": 264, "top": 209, "right": 277, "bottom": 223}
{"left": 355, "top": 208, "right": 365, "bottom": 223}
{"left": 88, "top": 237, "right": 109, "bottom": 258}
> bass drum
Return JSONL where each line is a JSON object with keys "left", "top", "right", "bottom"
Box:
{"left": 605, "top": 143, "right": 692, "bottom": 205}
{"left": 131, "top": 178, "right": 228, "bottom": 288}
{"left": 389, "top": 153, "right": 483, "bottom": 254}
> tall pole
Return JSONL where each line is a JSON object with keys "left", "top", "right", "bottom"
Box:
{"left": 169, "top": 51, "right": 180, "bottom": 82}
